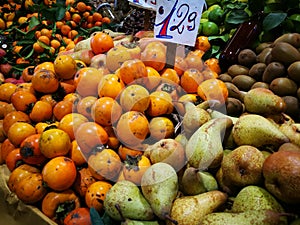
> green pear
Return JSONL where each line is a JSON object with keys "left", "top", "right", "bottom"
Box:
{"left": 180, "top": 167, "right": 218, "bottom": 195}
{"left": 279, "top": 123, "right": 300, "bottom": 147}
{"left": 232, "top": 114, "right": 289, "bottom": 150}
{"left": 167, "top": 190, "right": 228, "bottom": 225}
{"left": 174, "top": 133, "right": 188, "bottom": 148}
{"left": 144, "top": 139, "right": 186, "bottom": 172}
{"left": 201, "top": 210, "right": 288, "bottom": 225}
{"left": 243, "top": 88, "right": 286, "bottom": 115}
{"left": 103, "top": 180, "right": 154, "bottom": 221}
{"left": 141, "top": 162, "right": 178, "bottom": 223}
{"left": 221, "top": 145, "right": 265, "bottom": 189}
{"left": 185, "top": 117, "right": 233, "bottom": 170}
{"left": 182, "top": 101, "right": 211, "bottom": 137}
{"left": 231, "top": 185, "right": 285, "bottom": 213}
{"left": 121, "top": 219, "right": 160, "bottom": 225}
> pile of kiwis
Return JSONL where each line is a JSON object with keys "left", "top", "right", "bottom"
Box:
{"left": 218, "top": 33, "right": 300, "bottom": 122}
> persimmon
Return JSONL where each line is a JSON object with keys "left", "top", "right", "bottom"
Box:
{"left": 118, "top": 59, "right": 148, "bottom": 85}
{"left": 42, "top": 156, "right": 77, "bottom": 191}
{"left": 97, "top": 73, "right": 125, "bottom": 99}
{"left": 64, "top": 207, "right": 92, "bottom": 225}
{"left": 90, "top": 32, "right": 114, "bottom": 54}
{"left": 160, "top": 68, "right": 180, "bottom": 84}
{"left": 149, "top": 116, "right": 175, "bottom": 140}
{"left": 39, "top": 128, "right": 72, "bottom": 158}
{"left": 69, "top": 140, "right": 87, "bottom": 166}
{"left": 53, "top": 100, "right": 74, "bottom": 121}
{"left": 91, "top": 97, "right": 122, "bottom": 127}
{"left": 119, "top": 84, "right": 150, "bottom": 113}
{"left": 42, "top": 189, "right": 81, "bottom": 223}
{"left": 195, "top": 36, "right": 211, "bottom": 52}
{"left": 76, "top": 96, "right": 97, "bottom": 120}
{"left": 104, "top": 125, "right": 120, "bottom": 150}
{"left": 156, "top": 82, "right": 180, "bottom": 101}
{"left": 34, "top": 62, "right": 55, "bottom": 73}
{"left": 73, "top": 167, "right": 96, "bottom": 197}
{"left": 1, "top": 138, "right": 17, "bottom": 163}
{"left": 31, "top": 69, "right": 60, "bottom": 94}
{"left": 6, "top": 148, "right": 23, "bottom": 171}
{"left": 144, "top": 66, "right": 161, "bottom": 91}
{"left": 29, "top": 100, "right": 53, "bottom": 123}
{"left": 204, "top": 57, "right": 222, "bottom": 75}
{"left": 40, "top": 94, "right": 57, "bottom": 107}
{"left": 117, "top": 145, "right": 143, "bottom": 161}
{"left": 75, "top": 121, "right": 108, "bottom": 155}
{"left": 54, "top": 55, "right": 77, "bottom": 80}
{"left": 185, "top": 51, "right": 205, "bottom": 71}
{"left": 58, "top": 113, "right": 89, "bottom": 141}
{"left": 180, "top": 68, "right": 205, "bottom": 93}
{"left": 7, "top": 122, "right": 36, "bottom": 147}
{"left": 141, "top": 41, "right": 167, "bottom": 71}
{"left": 197, "top": 78, "right": 228, "bottom": 104}
{"left": 85, "top": 181, "right": 112, "bottom": 212}
{"left": 146, "top": 90, "right": 174, "bottom": 117}
{"left": 123, "top": 155, "right": 151, "bottom": 185}
{"left": 3, "top": 110, "right": 31, "bottom": 135}
{"left": 20, "top": 133, "right": 47, "bottom": 165}
{"left": 22, "top": 65, "right": 35, "bottom": 82}
{"left": 0, "top": 101, "right": 9, "bottom": 119}
{"left": 0, "top": 82, "right": 17, "bottom": 102}
{"left": 87, "top": 148, "right": 122, "bottom": 181}
{"left": 115, "top": 111, "right": 149, "bottom": 147}
{"left": 74, "top": 67, "right": 104, "bottom": 97}
{"left": 10, "top": 90, "right": 37, "bottom": 113}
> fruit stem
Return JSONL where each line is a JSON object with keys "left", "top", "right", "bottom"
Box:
{"left": 164, "top": 213, "right": 178, "bottom": 225}
{"left": 115, "top": 203, "right": 126, "bottom": 222}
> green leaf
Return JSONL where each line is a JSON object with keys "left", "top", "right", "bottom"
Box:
{"left": 28, "top": 16, "right": 40, "bottom": 30}
{"left": 225, "top": 10, "right": 249, "bottom": 24}
{"left": 263, "top": 12, "right": 287, "bottom": 31}
{"left": 56, "top": 7, "right": 67, "bottom": 21}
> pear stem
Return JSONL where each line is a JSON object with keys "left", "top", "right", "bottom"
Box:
{"left": 164, "top": 213, "right": 178, "bottom": 225}
{"left": 115, "top": 203, "right": 126, "bottom": 222}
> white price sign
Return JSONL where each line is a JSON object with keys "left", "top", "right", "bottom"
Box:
{"left": 154, "top": 0, "right": 205, "bottom": 46}
{"left": 127, "top": 0, "right": 157, "bottom": 10}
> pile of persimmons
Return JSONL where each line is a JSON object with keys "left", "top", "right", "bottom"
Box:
{"left": 0, "top": 14, "right": 226, "bottom": 225}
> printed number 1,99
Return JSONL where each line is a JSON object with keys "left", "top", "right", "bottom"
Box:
{"left": 155, "top": 0, "right": 199, "bottom": 39}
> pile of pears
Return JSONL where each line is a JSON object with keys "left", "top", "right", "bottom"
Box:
{"left": 100, "top": 33, "right": 300, "bottom": 225}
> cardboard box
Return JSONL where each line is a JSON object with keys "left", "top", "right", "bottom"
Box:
{"left": 0, "top": 165, "right": 57, "bottom": 225}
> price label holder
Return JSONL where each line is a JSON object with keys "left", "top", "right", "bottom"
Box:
{"left": 127, "top": 0, "right": 206, "bottom": 67}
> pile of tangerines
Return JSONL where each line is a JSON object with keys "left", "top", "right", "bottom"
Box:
{"left": 0, "top": 0, "right": 112, "bottom": 78}
{"left": 0, "top": 13, "right": 227, "bottom": 225}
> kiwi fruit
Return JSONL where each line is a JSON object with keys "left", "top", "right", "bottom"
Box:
{"left": 287, "top": 61, "right": 300, "bottom": 84}
{"left": 248, "top": 62, "right": 267, "bottom": 80}
{"left": 262, "top": 61, "right": 286, "bottom": 83}
{"left": 225, "top": 97, "right": 245, "bottom": 117}
{"left": 274, "top": 33, "right": 300, "bottom": 48}
{"left": 224, "top": 82, "right": 243, "bottom": 101}
{"left": 218, "top": 73, "right": 232, "bottom": 82}
{"left": 227, "top": 64, "right": 249, "bottom": 77}
{"left": 282, "top": 96, "right": 300, "bottom": 119}
{"left": 269, "top": 77, "right": 298, "bottom": 96}
{"left": 271, "top": 42, "right": 300, "bottom": 66}
{"left": 237, "top": 49, "right": 257, "bottom": 67}
{"left": 251, "top": 82, "right": 270, "bottom": 89}
{"left": 232, "top": 75, "right": 256, "bottom": 92}
{"left": 255, "top": 42, "right": 273, "bottom": 54}
{"left": 256, "top": 47, "right": 272, "bottom": 64}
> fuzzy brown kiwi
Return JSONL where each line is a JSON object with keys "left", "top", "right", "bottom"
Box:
{"left": 232, "top": 75, "right": 256, "bottom": 92}
{"left": 238, "top": 49, "right": 257, "bottom": 67}
{"left": 269, "top": 77, "right": 298, "bottom": 96}
{"left": 248, "top": 62, "right": 267, "bottom": 80}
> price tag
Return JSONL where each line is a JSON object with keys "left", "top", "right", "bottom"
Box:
{"left": 127, "top": 0, "right": 157, "bottom": 11}
{"left": 154, "top": 0, "right": 205, "bottom": 46}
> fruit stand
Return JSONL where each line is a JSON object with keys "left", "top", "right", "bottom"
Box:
{"left": 1, "top": 0, "right": 300, "bottom": 224}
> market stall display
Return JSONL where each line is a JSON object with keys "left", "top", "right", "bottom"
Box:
{"left": 0, "top": 0, "right": 300, "bottom": 225}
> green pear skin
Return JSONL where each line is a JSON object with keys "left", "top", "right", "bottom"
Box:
{"left": 141, "top": 162, "right": 178, "bottom": 220}
{"left": 121, "top": 219, "right": 160, "bottom": 225}
{"left": 180, "top": 167, "right": 218, "bottom": 195}
{"left": 182, "top": 101, "right": 211, "bottom": 137}
{"left": 231, "top": 185, "right": 285, "bottom": 213}
{"left": 167, "top": 190, "right": 228, "bottom": 225}
{"left": 185, "top": 118, "right": 233, "bottom": 170}
{"left": 232, "top": 114, "right": 289, "bottom": 150}
{"left": 103, "top": 180, "right": 154, "bottom": 221}
{"left": 243, "top": 88, "right": 286, "bottom": 115}
{"left": 221, "top": 145, "right": 265, "bottom": 188}
{"left": 200, "top": 210, "right": 288, "bottom": 225}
